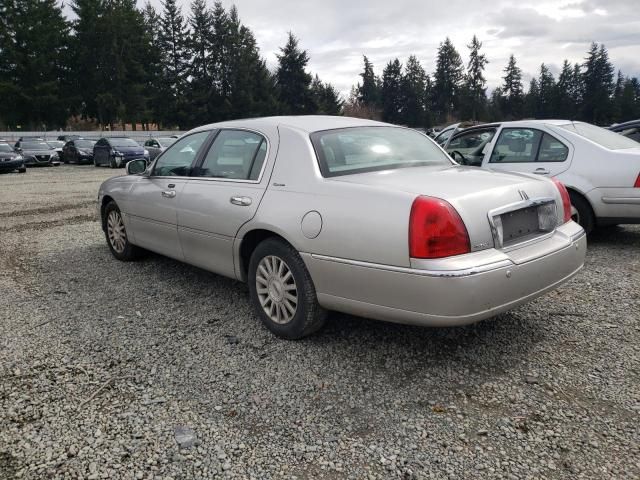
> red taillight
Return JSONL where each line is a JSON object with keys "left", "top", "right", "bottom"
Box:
{"left": 552, "top": 178, "right": 572, "bottom": 223}
{"left": 634, "top": 173, "right": 640, "bottom": 188}
{"left": 409, "top": 196, "right": 470, "bottom": 259}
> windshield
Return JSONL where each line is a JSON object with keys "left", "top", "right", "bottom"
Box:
{"left": 157, "top": 137, "right": 175, "bottom": 147}
{"left": 110, "top": 138, "right": 139, "bottom": 148}
{"left": 76, "top": 140, "right": 96, "bottom": 148}
{"left": 558, "top": 122, "right": 639, "bottom": 150}
{"left": 47, "top": 141, "right": 64, "bottom": 148}
{"left": 310, "top": 127, "right": 452, "bottom": 177}
{"left": 22, "top": 142, "right": 51, "bottom": 150}
{"left": 0, "top": 144, "right": 13, "bottom": 152}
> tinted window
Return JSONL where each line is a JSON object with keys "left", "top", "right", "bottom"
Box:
{"left": 109, "top": 138, "right": 139, "bottom": 148}
{"left": 311, "top": 127, "right": 452, "bottom": 177}
{"left": 0, "top": 144, "right": 12, "bottom": 152}
{"left": 197, "top": 130, "right": 266, "bottom": 180}
{"left": 537, "top": 133, "right": 569, "bottom": 162}
{"left": 490, "top": 129, "right": 542, "bottom": 163}
{"left": 153, "top": 131, "right": 209, "bottom": 177}
{"left": 22, "top": 142, "right": 51, "bottom": 150}
{"left": 558, "top": 122, "right": 638, "bottom": 150}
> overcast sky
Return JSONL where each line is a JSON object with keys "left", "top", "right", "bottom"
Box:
{"left": 138, "top": 0, "right": 640, "bottom": 96}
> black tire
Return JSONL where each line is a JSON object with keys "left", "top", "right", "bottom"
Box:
{"left": 569, "top": 191, "right": 595, "bottom": 234}
{"left": 109, "top": 157, "right": 117, "bottom": 168}
{"left": 17, "top": 167, "right": 26, "bottom": 173}
{"left": 248, "top": 237, "right": 327, "bottom": 339}
{"left": 94, "top": 158, "right": 100, "bottom": 167}
{"left": 103, "top": 201, "right": 143, "bottom": 261}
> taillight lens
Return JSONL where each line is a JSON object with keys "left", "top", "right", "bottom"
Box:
{"left": 552, "top": 178, "right": 572, "bottom": 223}
{"left": 634, "top": 173, "right": 640, "bottom": 188}
{"left": 409, "top": 196, "right": 470, "bottom": 259}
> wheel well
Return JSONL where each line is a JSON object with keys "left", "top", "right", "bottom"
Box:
{"left": 566, "top": 188, "right": 594, "bottom": 215}
{"left": 100, "top": 195, "right": 114, "bottom": 230}
{"left": 239, "top": 229, "right": 288, "bottom": 281}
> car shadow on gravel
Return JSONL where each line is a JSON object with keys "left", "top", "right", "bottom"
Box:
{"left": 586, "top": 225, "right": 640, "bottom": 247}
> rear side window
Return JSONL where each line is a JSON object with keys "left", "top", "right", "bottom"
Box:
{"left": 490, "top": 128, "right": 568, "bottom": 163}
{"left": 310, "top": 127, "right": 452, "bottom": 177}
{"left": 196, "top": 130, "right": 267, "bottom": 180}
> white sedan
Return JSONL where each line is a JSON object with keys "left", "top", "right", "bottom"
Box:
{"left": 445, "top": 120, "right": 640, "bottom": 233}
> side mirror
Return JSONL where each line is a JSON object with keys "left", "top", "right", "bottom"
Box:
{"left": 126, "top": 159, "right": 148, "bottom": 175}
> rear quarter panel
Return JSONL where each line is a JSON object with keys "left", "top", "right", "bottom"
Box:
{"left": 238, "top": 125, "right": 415, "bottom": 268}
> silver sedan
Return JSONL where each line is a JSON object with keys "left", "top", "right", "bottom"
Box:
{"left": 98, "top": 116, "right": 586, "bottom": 339}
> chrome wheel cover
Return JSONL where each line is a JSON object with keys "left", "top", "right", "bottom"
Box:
{"left": 256, "top": 255, "right": 298, "bottom": 324}
{"left": 107, "top": 210, "right": 127, "bottom": 253}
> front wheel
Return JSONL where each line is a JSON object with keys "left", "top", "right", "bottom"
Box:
{"left": 248, "top": 238, "right": 327, "bottom": 339}
{"left": 17, "top": 167, "right": 26, "bottom": 173}
{"left": 568, "top": 192, "right": 595, "bottom": 234}
{"left": 103, "top": 201, "right": 143, "bottom": 261}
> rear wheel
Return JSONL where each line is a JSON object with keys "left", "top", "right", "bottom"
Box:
{"left": 248, "top": 238, "right": 327, "bottom": 339}
{"left": 569, "top": 191, "right": 595, "bottom": 234}
{"left": 17, "top": 166, "right": 26, "bottom": 173}
{"left": 109, "top": 157, "right": 117, "bottom": 168}
{"left": 103, "top": 201, "right": 143, "bottom": 261}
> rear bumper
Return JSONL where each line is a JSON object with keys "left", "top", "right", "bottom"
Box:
{"left": 302, "top": 222, "right": 586, "bottom": 327}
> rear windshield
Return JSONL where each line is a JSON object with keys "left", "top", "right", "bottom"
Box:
{"left": 558, "top": 122, "right": 639, "bottom": 150}
{"left": 310, "top": 127, "right": 452, "bottom": 177}
{"left": 22, "top": 142, "right": 50, "bottom": 150}
{"left": 109, "top": 138, "right": 139, "bottom": 148}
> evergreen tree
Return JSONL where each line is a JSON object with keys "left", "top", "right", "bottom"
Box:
{"left": 401, "top": 55, "right": 428, "bottom": 128}
{"left": 556, "top": 60, "right": 577, "bottom": 119}
{"left": 186, "top": 0, "right": 213, "bottom": 125}
{"left": 381, "top": 59, "right": 403, "bottom": 124}
{"left": 357, "top": 56, "right": 381, "bottom": 108}
{"left": 432, "top": 38, "right": 464, "bottom": 122}
{"left": 275, "top": 32, "right": 314, "bottom": 114}
{"left": 537, "top": 63, "right": 556, "bottom": 118}
{"left": 582, "top": 42, "right": 615, "bottom": 125}
{"left": 0, "top": 0, "right": 70, "bottom": 129}
{"left": 619, "top": 77, "right": 640, "bottom": 121}
{"left": 157, "top": 0, "right": 190, "bottom": 127}
{"left": 502, "top": 54, "right": 524, "bottom": 119}
{"left": 465, "top": 35, "right": 488, "bottom": 121}
{"left": 487, "top": 87, "right": 505, "bottom": 121}
{"left": 525, "top": 78, "right": 540, "bottom": 118}
{"left": 311, "top": 75, "right": 343, "bottom": 115}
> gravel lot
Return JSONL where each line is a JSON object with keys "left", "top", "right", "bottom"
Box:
{"left": 1, "top": 165, "right": 639, "bottom": 479}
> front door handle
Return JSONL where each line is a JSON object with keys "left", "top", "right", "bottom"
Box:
{"left": 230, "top": 196, "right": 252, "bottom": 206}
{"left": 533, "top": 168, "right": 550, "bottom": 175}
{"left": 161, "top": 190, "right": 176, "bottom": 198}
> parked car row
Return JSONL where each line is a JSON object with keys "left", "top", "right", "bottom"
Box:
{"left": 0, "top": 135, "right": 178, "bottom": 172}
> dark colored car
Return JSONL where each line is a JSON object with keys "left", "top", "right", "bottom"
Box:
{"left": 16, "top": 141, "right": 61, "bottom": 167}
{"left": 62, "top": 139, "right": 97, "bottom": 164}
{"left": 143, "top": 137, "right": 177, "bottom": 160}
{"left": 0, "top": 142, "right": 26, "bottom": 173}
{"left": 608, "top": 119, "right": 640, "bottom": 143}
{"left": 93, "top": 137, "right": 149, "bottom": 168}
{"left": 57, "top": 134, "right": 82, "bottom": 142}
{"left": 47, "top": 140, "right": 65, "bottom": 160}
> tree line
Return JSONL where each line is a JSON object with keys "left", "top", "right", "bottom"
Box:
{"left": 346, "top": 38, "right": 640, "bottom": 128}
{"left": 0, "top": 0, "right": 341, "bottom": 130}
{"left": 1, "top": 1, "right": 639, "bottom": 131}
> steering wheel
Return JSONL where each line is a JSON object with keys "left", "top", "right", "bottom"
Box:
{"left": 450, "top": 150, "right": 468, "bottom": 165}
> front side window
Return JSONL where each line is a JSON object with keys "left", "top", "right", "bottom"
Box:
{"left": 153, "top": 131, "right": 210, "bottom": 177}
{"left": 311, "top": 127, "right": 452, "bottom": 177}
{"left": 490, "top": 128, "right": 568, "bottom": 163}
{"left": 197, "top": 130, "right": 267, "bottom": 180}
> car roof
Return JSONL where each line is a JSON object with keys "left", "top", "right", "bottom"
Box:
{"left": 191, "top": 115, "right": 389, "bottom": 134}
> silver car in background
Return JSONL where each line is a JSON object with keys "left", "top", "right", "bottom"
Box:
{"left": 98, "top": 116, "right": 586, "bottom": 339}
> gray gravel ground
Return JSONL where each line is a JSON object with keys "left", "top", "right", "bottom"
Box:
{"left": 1, "top": 165, "right": 639, "bottom": 479}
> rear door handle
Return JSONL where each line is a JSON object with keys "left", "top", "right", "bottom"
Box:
{"left": 533, "top": 168, "right": 550, "bottom": 175}
{"left": 161, "top": 190, "right": 176, "bottom": 198}
{"left": 230, "top": 196, "right": 252, "bottom": 206}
